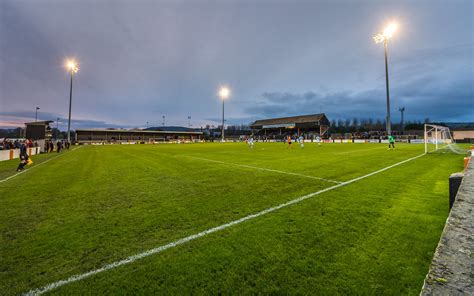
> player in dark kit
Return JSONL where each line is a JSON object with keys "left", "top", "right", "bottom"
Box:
{"left": 16, "top": 141, "right": 29, "bottom": 172}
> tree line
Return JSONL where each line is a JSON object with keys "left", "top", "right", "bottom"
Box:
{"left": 328, "top": 118, "right": 431, "bottom": 133}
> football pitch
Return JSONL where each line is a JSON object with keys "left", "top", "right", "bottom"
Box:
{"left": 0, "top": 142, "right": 466, "bottom": 295}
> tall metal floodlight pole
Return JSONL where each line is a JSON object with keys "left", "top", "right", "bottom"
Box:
{"left": 35, "top": 107, "right": 40, "bottom": 122}
{"left": 399, "top": 107, "right": 405, "bottom": 134}
{"left": 146, "top": 121, "right": 149, "bottom": 129}
{"left": 66, "top": 60, "right": 79, "bottom": 143}
{"left": 162, "top": 116, "right": 165, "bottom": 126}
{"left": 218, "top": 86, "right": 230, "bottom": 142}
{"left": 188, "top": 116, "right": 191, "bottom": 128}
{"left": 374, "top": 23, "right": 397, "bottom": 136}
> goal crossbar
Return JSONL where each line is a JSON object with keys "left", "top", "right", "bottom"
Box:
{"left": 424, "top": 124, "right": 453, "bottom": 154}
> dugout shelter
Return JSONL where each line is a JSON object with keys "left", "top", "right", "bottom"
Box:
{"left": 250, "top": 113, "right": 330, "bottom": 139}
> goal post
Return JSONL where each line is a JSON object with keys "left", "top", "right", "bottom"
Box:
{"left": 424, "top": 124, "right": 454, "bottom": 154}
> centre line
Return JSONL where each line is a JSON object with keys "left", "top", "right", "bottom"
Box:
{"left": 188, "top": 156, "right": 342, "bottom": 184}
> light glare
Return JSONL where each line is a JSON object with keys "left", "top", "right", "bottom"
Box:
{"left": 66, "top": 59, "right": 79, "bottom": 73}
{"left": 219, "top": 86, "right": 230, "bottom": 100}
{"left": 373, "top": 22, "right": 398, "bottom": 43}
{"left": 383, "top": 23, "right": 397, "bottom": 38}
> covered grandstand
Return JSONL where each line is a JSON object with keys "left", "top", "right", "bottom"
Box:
{"left": 250, "top": 113, "right": 330, "bottom": 139}
{"left": 75, "top": 129, "right": 203, "bottom": 144}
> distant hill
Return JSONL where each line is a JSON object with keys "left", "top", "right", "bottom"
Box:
{"left": 444, "top": 122, "right": 474, "bottom": 129}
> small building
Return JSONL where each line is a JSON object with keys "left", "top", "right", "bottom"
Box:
{"left": 75, "top": 129, "right": 203, "bottom": 144}
{"left": 452, "top": 129, "right": 474, "bottom": 143}
{"left": 250, "top": 113, "right": 330, "bottom": 139}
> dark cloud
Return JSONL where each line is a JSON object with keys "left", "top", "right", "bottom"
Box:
{"left": 244, "top": 79, "right": 473, "bottom": 122}
{"left": 0, "top": 0, "right": 472, "bottom": 128}
{"left": 0, "top": 111, "right": 127, "bottom": 129}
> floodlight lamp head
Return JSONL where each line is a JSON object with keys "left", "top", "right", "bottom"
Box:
{"left": 218, "top": 86, "right": 230, "bottom": 100}
{"left": 66, "top": 60, "right": 79, "bottom": 73}
{"left": 373, "top": 22, "right": 398, "bottom": 43}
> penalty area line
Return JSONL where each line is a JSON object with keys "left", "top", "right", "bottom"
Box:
{"left": 188, "top": 156, "right": 342, "bottom": 184}
{"left": 24, "top": 153, "right": 425, "bottom": 296}
{"left": 0, "top": 146, "right": 82, "bottom": 184}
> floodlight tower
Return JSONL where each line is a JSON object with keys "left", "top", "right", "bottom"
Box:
{"left": 218, "top": 86, "right": 230, "bottom": 142}
{"left": 35, "top": 107, "right": 40, "bottom": 122}
{"left": 66, "top": 60, "right": 79, "bottom": 143}
{"left": 188, "top": 116, "right": 191, "bottom": 128}
{"left": 373, "top": 22, "right": 398, "bottom": 136}
{"left": 162, "top": 115, "right": 165, "bottom": 126}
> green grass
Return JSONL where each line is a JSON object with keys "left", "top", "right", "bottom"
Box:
{"left": 0, "top": 142, "right": 466, "bottom": 295}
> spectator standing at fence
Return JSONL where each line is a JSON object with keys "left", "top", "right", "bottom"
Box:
{"left": 49, "top": 141, "right": 54, "bottom": 153}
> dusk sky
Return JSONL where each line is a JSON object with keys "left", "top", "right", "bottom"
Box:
{"left": 0, "top": 0, "right": 473, "bottom": 129}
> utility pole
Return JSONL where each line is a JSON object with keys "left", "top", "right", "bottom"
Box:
{"left": 35, "top": 107, "right": 40, "bottom": 122}
{"left": 399, "top": 107, "right": 405, "bottom": 134}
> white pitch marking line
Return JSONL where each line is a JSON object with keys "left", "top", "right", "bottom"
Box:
{"left": 0, "top": 146, "right": 82, "bottom": 184}
{"left": 333, "top": 146, "right": 387, "bottom": 155}
{"left": 24, "top": 153, "right": 425, "bottom": 296}
{"left": 189, "top": 156, "right": 342, "bottom": 184}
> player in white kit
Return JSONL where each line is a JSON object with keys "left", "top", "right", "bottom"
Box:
{"left": 315, "top": 136, "right": 322, "bottom": 146}
{"left": 248, "top": 137, "right": 254, "bottom": 149}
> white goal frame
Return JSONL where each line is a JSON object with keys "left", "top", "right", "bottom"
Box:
{"left": 424, "top": 124, "right": 453, "bottom": 154}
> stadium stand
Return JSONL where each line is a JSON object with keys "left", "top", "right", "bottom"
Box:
{"left": 250, "top": 113, "right": 330, "bottom": 140}
{"left": 75, "top": 129, "right": 203, "bottom": 144}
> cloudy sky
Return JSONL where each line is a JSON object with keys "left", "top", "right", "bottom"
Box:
{"left": 0, "top": 0, "right": 473, "bottom": 129}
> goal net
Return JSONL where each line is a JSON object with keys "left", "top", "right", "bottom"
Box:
{"left": 424, "top": 124, "right": 466, "bottom": 154}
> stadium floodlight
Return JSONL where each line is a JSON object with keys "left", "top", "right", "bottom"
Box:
{"left": 373, "top": 22, "right": 397, "bottom": 136}
{"left": 218, "top": 86, "right": 230, "bottom": 142}
{"left": 373, "top": 22, "right": 397, "bottom": 43}
{"left": 65, "top": 59, "right": 79, "bottom": 143}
